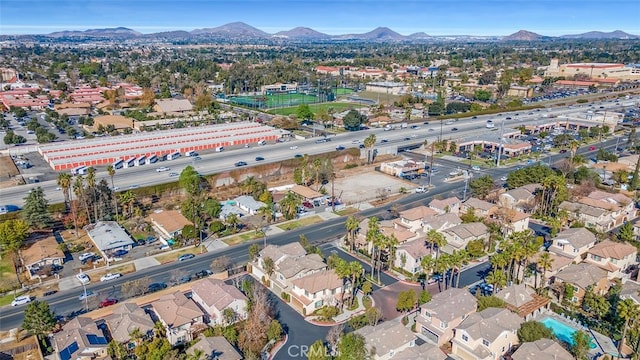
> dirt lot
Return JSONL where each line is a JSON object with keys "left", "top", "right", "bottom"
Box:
{"left": 333, "top": 164, "right": 416, "bottom": 205}
{"left": 0, "top": 155, "right": 22, "bottom": 189}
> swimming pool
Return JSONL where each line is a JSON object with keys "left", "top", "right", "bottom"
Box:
{"left": 540, "top": 317, "right": 597, "bottom": 349}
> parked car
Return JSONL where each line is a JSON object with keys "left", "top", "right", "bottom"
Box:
{"left": 177, "top": 276, "right": 192, "bottom": 284}
{"left": 178, "top": 253, "right": 195, "bottom": 262}
{"left": 195, "top": 269, "right": 213, "bottom": 279}
{"left": 76, "top": 273, "right": 90, "bottom": 284}
{"left": 145, "top": 236, "right": 158, "bottom": 245}
{"left": 415, "top": 186, "right": 428, "bottom": 193}
{"left": 112, "top": 249, "right": 128, "bottom": 257}
{"left": 100, "top": 273, "right": 122, "bottom": 282}
{"left": 78, "top": 290, "right": 95, "bottom": 301}
{"left": 43, "top": 290, "right": 57, "bottom": 297}
{"left": 11, "top": 295, "right": 32, "bottom": 307}
{"left": 99, "top": 298, "right": 118, "bottom": 308}
{"left": 78, "top": 252, "right": 97, "bottom": 262}
{"left": 302, "top": 201, "right": 314, "bottom": 209}
{"left": 147, "top": 283, "right": 167, "bottom": 293}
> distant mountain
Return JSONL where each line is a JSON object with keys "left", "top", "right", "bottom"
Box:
{"left": 142, "top": 30, "right": 191, "bottom": 40}
{"left": 191, "top": 22, "right": 269, "bottom": 38}
{"left": 336, "top": 27, "right": 406, "bottom": 41}
{"left": 501, "top": 30, "right": 544, "bottom": 41}
{"left": 560, "top": 30, "right": 640, "bottom": 39}
{"left": 274, "top": 27, "right": 330, "bottom": 40}
{"left": 48, "top": 27, "right": 141, "bottom": 38}
{"left": 408, "top": 32, "right": 432, "bottom": 40}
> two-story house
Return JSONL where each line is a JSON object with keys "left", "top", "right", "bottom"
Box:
{"left": 251, "top": 243, "right": 327, "bottom": 295}
{"left": 494, "top": 284, "right": 549, "bottom": 320}
{"left": 510, "top": 339, "right": 573, "bottom": 360}
{"left": 552, "top": 263, "right": 609, "bottom": 304}
{"left": 394, "top": 239, "right": 433, "bottom": 274}
{"left": 416, "top": 288, "right": 478, "bottom": 346}
{"left": 429, "top": 196, "right": 461, "bottom": 215}
{"left": 290, "top": 269, "right": 347, "bottom": 315}
{"left": 451, "top": 308, "right": 523, "bottom": 360}
{"left": 355, "top": 321, "right": 417, "bottom": 360}
{"left": 394, "top": 205, "right": 437, "bottom": 233}
{"left": 442, "top": 222, "right": 488, "bottom": 254}
{"left": 151, "top": 291, "right": 206, "bottom": 346}
{"left": 499, "top": 184, "right": 540, "bottom": 212}
{"left": 191, "top": 278, "right": 248, "bottom": 325}
{"left": 54, "top": 317, "right": 109, "bottom": 360}
{"left": 559, "top": 201, "right": 611, "bottom": 231}
{"left": 422, "top": 213, "right": 463, "bottom": 233}
{"left": 586, "top": 190, "right": 636, "bottom": 224}
{"left": 104, "top": 303, "right": 155, "bottom": 350}
{"left": 460, "top": 197, "right": 497, "bottom": 219}
{"left": 147, "top": 210, "right": 193, "bottom": 240}
{"left": 584, "top": 240, "right": 638, "bottom": 279}
{"left": 548, "top": 228, "right": 596, "bottom": 263}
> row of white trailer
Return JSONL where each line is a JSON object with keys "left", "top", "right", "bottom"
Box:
{"left": 72, "top": 152, "right": 180, "bottom": 175}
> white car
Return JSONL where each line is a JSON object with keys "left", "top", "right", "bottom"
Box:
{"left": 471, "top": 165, "right": 481, "bottom": 171}
{"left": 11, "top": 295, "right": 32, "bottom": 307}
{"left": 415, "top": 186, "right": 428, "bottom": 193}
{"left": 289, "top": 145, "right": 298, "bottom": 150}
{"left": 100, "top": 273, "right": 122, "bottom": 282}
{"left": 78, "top": 252, "right": 96, "bottom": 262}
{"left": 76, "top": 273, "right": 90, "bottom": 284}
{"left": 500, "top": 176, "right": 508, "bottom": 181}
{"left": 156, "top": 166, "right": 170, "bottom": 172}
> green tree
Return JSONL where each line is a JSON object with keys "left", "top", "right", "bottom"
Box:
{"left": 418, "top": 290, "right": 432, "bottom": 305}
{"left": 617, "top": 298, "right": 640, "bottom": 355}
{"left": 571, "top": 330, "right": 591, "bottom": 360}
{"left": 22, "top": 300, "right": 56, "bottom": 344}
{"left": 106, "top": 165, "right": 117, "bottom": 218}
{"left": 22, "top": 187, "right": 53, "bottom": 229}
{"left": 618, "top": 221, "right": 634, "bottom": 242}
{"left": 107, "top": 340, "right": 128, "bottom": 360}
{"left": 485, "top": 270, "right": 507, "bottom": 295}
{"left": 266, "top": 319, "right": 283, "bottom": 342}
{"left": 474, "top": 89, "right": 492, "bottom": 101}
{"left": 469, "top": 175, "right": 495, "bottom": 199}
{"left": 342, "top": 110, "right": 367, "bottom": 131}
{"left": 336, "top": 332, "right": 368, "bottom": 360}
{"left": 517, "top": 321, "right": 554, "bottom": 343}
{"left": 476, "top": 295, "right": 506, "bottom": 311}
{"left": 396, "top": 289, "right": 417, "bottom": 313}
{"left": 279, "top": 192, "right": 301, "bottom": 220}
{"left": 263, "top": 257, "right": 275, "bottom": 278}
{"left": 345, "top": 215, "right": 360, "bottom": 253}
{"left": 248, "top": 243, "right": 261, "bottom": 262}
{"left": 363, "top": 134, "right": 377, "bottom": 164}
{"left": 582, "top": 288, "right": 609, "bottom": 319}
{"left": 179, "top": 165, "right": 201, "bottom": 197}
{"left": 296, "top": 104, "right": 314, "bottom": 121}
{"left": 57, "top": 172, "right": 73, "bottom": 209}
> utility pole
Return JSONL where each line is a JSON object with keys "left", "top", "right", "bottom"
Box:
{"left": 496, "top": 119, "right": 505, "bottom": 167}
{"left": 331, "top": 172, "right": 336, "bottom": 212}
{"left": 462, "top": 170, "right": 470, "bottom": 201}
{"left": 429, "top": 142, "right": 435, "bottom": 187}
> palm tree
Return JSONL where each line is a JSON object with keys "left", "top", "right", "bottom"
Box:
{"left": 73, "top": 175, "right": 90, "bottom": 224}
{"left": 365, "top": 217, "right": 381, "bottom": 278}
{"left": 485, "top": 270, "right": 507, "bottom": 294}
{"left": 425, "top": 229, "right": 446, "bottom": 260}
{"left": 420, "top": 255, "right": 436, "bottom": 280}
{"left": 118, "top": 191, "right": 136, "bottom": 219}
{"left": 349, "top": 261, "right": 363, "bottom": 305}
{"left": 279, "top": 192, "right": 301, "bottom": 220}
{"left": 240, "top": 176, "right": 259, "bottom": 196}
{"left": 345, "top": 215, "right": 360, "bottom": 253}
{"left": 106, "top": 165, "right": 118, "bottom": 218}
{"left": 258, "top": 205, "right": 274, "bottom": 224}
{"left": 452, "top": 250, "right": 468, "bottom": 288}
{"left": 86, "top": 167, "right": 98, "bottom": 221}
{"left": 225, "top": 213, "right": 239, "bottom": 232}
{"left": 364, "top": 134, "right": 377, "bottom": 164}
{"left": 313, "top": 158, "right": 322, "bottom": 190}
{"left": 617, "top": 298, "right": 640, "bottom": 355}
{"left": 536, "top": 252, "right": 554, "bottom": 289}
{"left": 57, "top": 173, "right": 72, "bottom": 210}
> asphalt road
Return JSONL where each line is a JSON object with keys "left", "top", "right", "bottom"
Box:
{"left": 0, "top": 98, "right": 628, "bottom": 208}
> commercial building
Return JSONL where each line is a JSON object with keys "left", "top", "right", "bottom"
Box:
{"left": 38, "top": 121, "right": 284, "bottom": 171}
{"left": 365, "top": 81, "right": 409, "bottom": 95}
{"left": 544, "top": 59, "right": 640, "bottom": 80}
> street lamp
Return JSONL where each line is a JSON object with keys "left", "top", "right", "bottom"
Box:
{"left": 81, "top": 283, "right": 89, "bottom": 311}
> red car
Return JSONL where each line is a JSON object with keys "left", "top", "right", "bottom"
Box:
{"left": 302, "top": 201, "right": 314, "bottom": 209}
{"left": 589, "top": 146, "right": 596, "bottom": 151}
{"left": 99, "top": 298, "right": 118, "bottom": 308}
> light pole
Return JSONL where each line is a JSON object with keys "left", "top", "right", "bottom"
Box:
{"left": 496, "top": 120, "right": 505, "bottom": 167}
{"left": 81, "top": 282, "right": 89, "bottom": 311}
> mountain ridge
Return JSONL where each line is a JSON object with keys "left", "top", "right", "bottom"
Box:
{"left": 30, "top": 23, "right": 640, "bottom": 41}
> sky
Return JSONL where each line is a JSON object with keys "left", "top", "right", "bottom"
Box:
{"left": 1, "top": 0, "right": 639, "bottom": 36}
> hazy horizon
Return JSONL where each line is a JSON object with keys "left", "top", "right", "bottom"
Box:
{"left": 1, "top": 0, "right": 639, "bottom": 36}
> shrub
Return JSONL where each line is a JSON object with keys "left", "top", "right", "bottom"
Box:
{"left": 344, "top": 163, "right": 358, "bottom": 169}
{"left": 401, "top": 316, "right": 409, "bottom": 325}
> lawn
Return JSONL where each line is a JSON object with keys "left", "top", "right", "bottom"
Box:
{"left": 335, "top": 207, "right": 358, "bottom": 216}
{"left": 277, "top": 215, "right": 323, "bottom": 231}
{"left": 267, "top": 102, "right": 364, "bottom": 116}
{"left": 0, "top": 256, "right": 19, "bottom": 293}
{"left": 154, "top": 247, "right": 206, "bottom": 264}
{"left": 0, "top": 290, "right": 25, "bottom": 307}
{"left": 222, "top": 231, "right": 266, "bottom": 246}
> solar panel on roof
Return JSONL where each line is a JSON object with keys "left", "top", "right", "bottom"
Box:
{"left": 86, "top": 334, "right": 108, "bottom": 345}
{"left": 60, "top": 341, "right": 79, "bottom": 360}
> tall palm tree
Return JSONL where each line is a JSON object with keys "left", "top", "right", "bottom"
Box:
{"left": 118, "top": 191, "right": 136, "bottom": 219}
{"left": 345, "top": 215, "right": 360, "bottom": 253}
{"left": 86, "top": 167, "right": 98, "bottom": 221}
{"left": 536, "top": 252, "right": 554, "bottom": 289}
{"left": 452, "top": 250, "right": 468, "bottom": 288}
{"left": 57, "top": 173, "right": 72, "bottom": 210}
{"left": 313, "top": 158, "right": 322, "bottom": 190}
{"left": 617, "top": 299, "right": 640, "bottom": 355}
{"left": 349, "top": 261, "right": 363, "bottom": 304}
{"left": 258, "top": 205, "right": 274, "bottom": 224}
{"left": 73, "top": 175, "right": 90, "bottom": 224}
{"left": 365, "top": 217, "right": 381, "bottom": 278}
{"left": 569, "top": 140, "right": 580, "bottom": 163}
{"left": 485, "top": 270, "right": 507, "bottom": 295}
{"left": 106, "top": 165, "right": 118, "bottom": 218}
{"left": 425, "top": 229, "right": 446, "bottom": 260}
{"left": 364, "top": 134, "right": 377, "bottom": 164}
{"left": 279, "top": 192, "right": 301, "bottom": 220}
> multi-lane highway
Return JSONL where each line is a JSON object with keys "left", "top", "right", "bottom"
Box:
{"left": 0, "top": 98, "right": 630, "bottom": 208}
